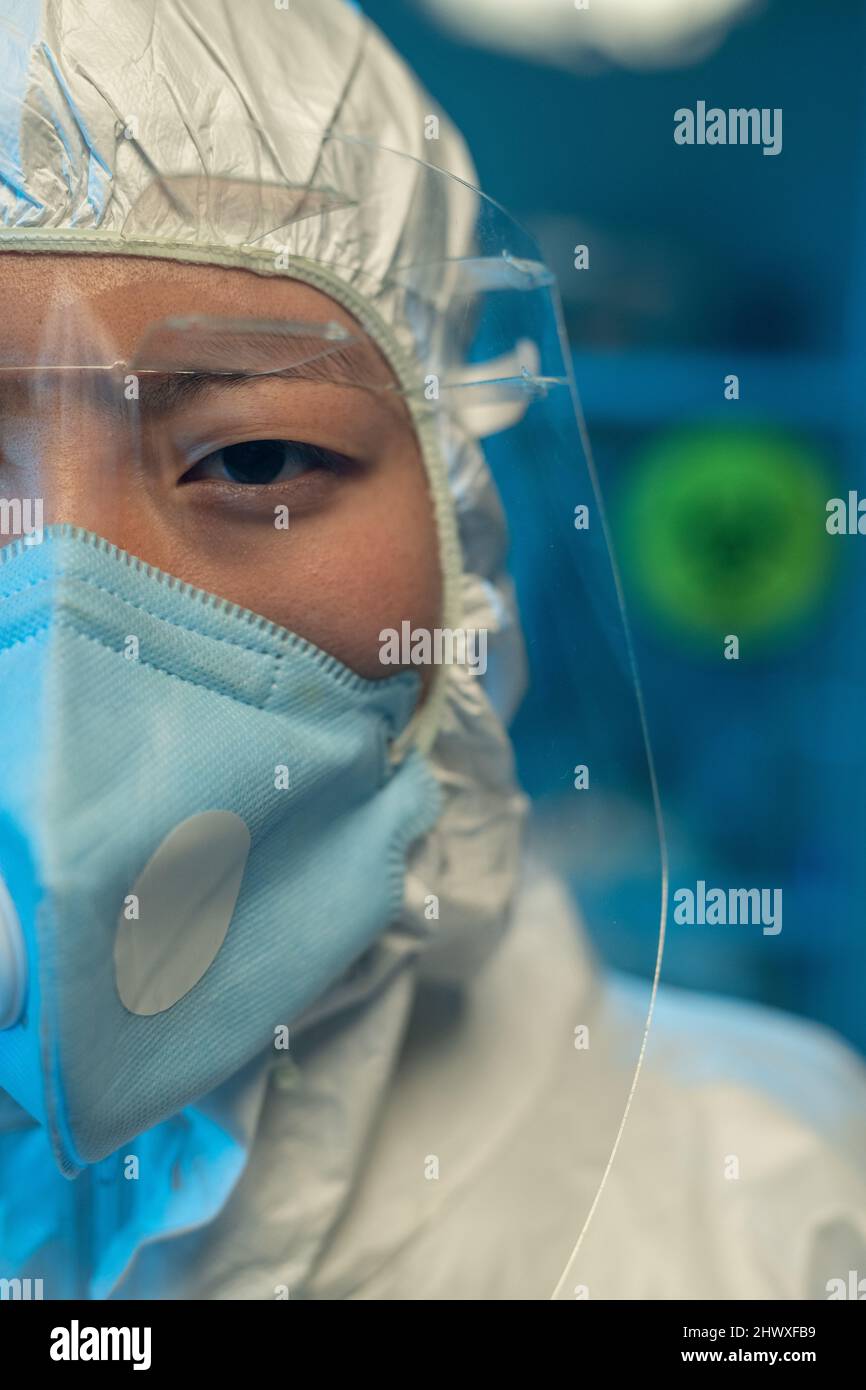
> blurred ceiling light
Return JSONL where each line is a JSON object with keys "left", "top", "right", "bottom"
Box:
{"left": 416, "top": 0, "right": 761, "bottom": 70}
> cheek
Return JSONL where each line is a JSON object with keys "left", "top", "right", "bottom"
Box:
{"left": 289, "top": 456, "right": 443, "bottom": 680}
{"left": 182, "top": 447, "right": 444, "bottom": 682}
{"left": 321, "top": 507, "right": 443, "bottom": 680}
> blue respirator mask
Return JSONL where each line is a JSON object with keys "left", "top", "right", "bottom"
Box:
{"left": 0, "top": 525, "right": 440, "bottom": 1175}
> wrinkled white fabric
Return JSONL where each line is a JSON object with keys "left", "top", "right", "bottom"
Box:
{"left": 1, "top": 0, "right": 865, "bottom": 1301}
{"left": 109, "top": 862, "right": 866, "bottom": 1300}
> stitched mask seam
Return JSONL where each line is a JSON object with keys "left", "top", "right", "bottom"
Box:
{"left": 0, "top": 570, "right": 419, "bottom": 707}
{"left": 0, "top": 572, "right": 292, "bottom": 661}
{"left": 0, "top": 621, "right": 308, "bottom": 715}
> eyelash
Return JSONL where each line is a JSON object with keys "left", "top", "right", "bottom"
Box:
{"left": 181, "top": 438, "right": 356, "bottom": 487}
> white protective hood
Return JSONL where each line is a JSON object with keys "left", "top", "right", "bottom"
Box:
{"left": 6, "top": 0, "right": 863, "bottom": 1306}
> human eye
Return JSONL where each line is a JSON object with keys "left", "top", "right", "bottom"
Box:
{"left": 180, "top": 438, "right": 356, "bottom": 487}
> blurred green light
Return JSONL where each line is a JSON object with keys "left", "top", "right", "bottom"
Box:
{"left": 619, "top": 429, "right": 836, "bottom": 647}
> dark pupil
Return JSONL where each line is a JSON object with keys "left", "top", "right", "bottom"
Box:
{"left": 221, "top": 439, "right": 286, "bottom": 484}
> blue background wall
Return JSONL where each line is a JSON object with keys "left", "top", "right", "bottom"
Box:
{"left": 363, "top": 0, "right": 866, "bottom": 1055}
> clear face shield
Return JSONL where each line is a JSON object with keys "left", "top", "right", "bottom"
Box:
{"left": 0, "top": 128, "right": 665, "bottom": 1298}
{"left": 0, "top": 311, "right": 426, "bottom": 635}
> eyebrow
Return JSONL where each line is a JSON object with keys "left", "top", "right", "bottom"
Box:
{"left": 137, "top": 348, "right": 399, "bottom": 416}
{"left": 135, "top": 371, "right": 265, "bottom": 417}
{"left": 0, "top": 342, "right": 399, "bottom": 418}
{"left": 0, "top": 368, "right": 256, "bottom": 419}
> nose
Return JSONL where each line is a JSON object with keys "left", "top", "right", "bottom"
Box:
{"left": 41, "top": 456, "right": 127, "bottom": 538}
{"left": 0, "top": 397, "right": 137, "bottom": 549}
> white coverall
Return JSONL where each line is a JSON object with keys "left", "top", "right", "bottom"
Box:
{"left": 0, "top": 0, "right": 863, "bottom": 1301}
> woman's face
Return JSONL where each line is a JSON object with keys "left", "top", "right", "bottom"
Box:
{"left": 0, "top": 254, "right": 442, "bottom": 682}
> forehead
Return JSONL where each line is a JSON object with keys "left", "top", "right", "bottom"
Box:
{"left": 0, "top": 253, "right": 390, "bottom": 379}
